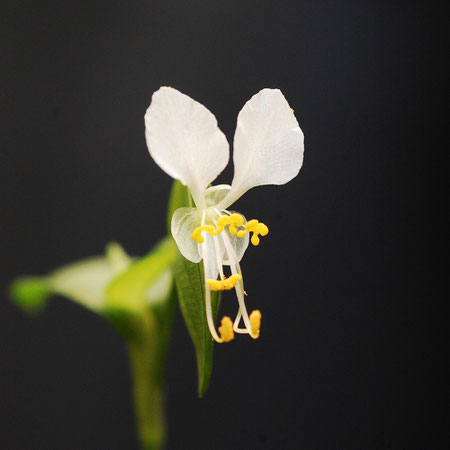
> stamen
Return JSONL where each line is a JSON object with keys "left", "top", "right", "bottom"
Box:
{"left": 197, "top": 212, "right": 266, "bottom": 342}
{"left": 211, "top": 233, "right": 225, "bottom": 280}
{"left": 216, "top": 213, "right": 244, "bottom": 235}
{"left": 237, "top": 219, "right": 269, "bottom": 246}
{"left": 206, "top": 274, "right": 242, "bottom": 291}
{"left": 249, "top": 310, "right": 262, "bottom": 339}
{"left": 218, "top": 316, "right": 234, "bottom": 342}
{"left": 192, "top": 213, "right": 255, "bottom": 244}
{"left": 220, "top": 232, "right": 255, "bottom": 336}
{"left": 191, "top": 225, "right": 216, "bottom": 243}
{"left": 233, "top": 309, "right": 251, "bottom": 334}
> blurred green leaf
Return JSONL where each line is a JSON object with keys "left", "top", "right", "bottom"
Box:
{"left": 106, "top": 241, "right": 133, "bottom": 273}
{"left": 9, "top": 238, "right": 177, "bottom": 449}
{"left": 49, "top": 256, "right": 128, "bottom": 311}
{"left": 9, "top": 196, "right": 183, "bottom": 449}
{"left": 10, "top": 243, "right": 132, "bottom": 314}
{"left": 173, "top": 255, "right": 221, "bottom": 397}
{"left": 105, "top": 236, "right": 177, "bottom": 315}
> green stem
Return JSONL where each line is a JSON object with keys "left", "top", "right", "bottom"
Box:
{"left": 127, "top": 326, "right": 165, "bottom": 450}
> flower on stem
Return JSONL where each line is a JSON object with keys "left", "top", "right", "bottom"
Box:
{"left": 144, "top": 87, "right": 304, "bottom": 343}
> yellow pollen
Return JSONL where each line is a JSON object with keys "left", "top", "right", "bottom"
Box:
{"left": 206, "top": 274, "right": 242, "bottom": 291}
{"left": 191, "top": 225, "right": 216, "bottom": 243}
{"left": 218, "top": 316, "right": 234, "bottom": 342}
{"left": 191, "top": 214, "right": 268, "bottom": 246}
{"left": 237, "top": 219, "right": 269, "bottom": 246}
{"left": 249, "top": 310, "right": 262, "bottom": 339}
{"left": 216, "top": 213, "right": 244, "bottom": 235}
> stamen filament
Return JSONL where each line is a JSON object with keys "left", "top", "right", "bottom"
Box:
{"left": 205, "top": 284, "right": 223, "bottom": 342}
{"left": 202, "top": 244, "right": 234, "bottom": 344}
{"left": 232, "top": 309, "right": 251, "bottom": 333}
{"left": 220, "top": 232, "right": 259, "bottom": 338}
{"left": 211, "top": 232, "right": 225, "bottom": 280}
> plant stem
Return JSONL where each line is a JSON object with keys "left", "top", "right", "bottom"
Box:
{"left": 127, "top": 332, "right": 165, "bottom": 450}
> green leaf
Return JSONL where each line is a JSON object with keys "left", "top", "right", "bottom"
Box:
{"left": 173, "top": 254, "right": 221, "bottom": 397}
{"left": 167, "top": 180, "right": 221, "bottom": 396}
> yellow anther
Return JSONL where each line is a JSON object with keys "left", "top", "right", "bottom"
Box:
{"left": 192, "top": 214, "right": 246, "bottom": 243}
{"left": 249, "top": 310, "right": 262, "bottom": 339}
{"left": 216, "top": 213, "right": 244, "bottom": 235}
{"left": 206, "top": 279, "right": 222, "bottom": 290}
{"left": 245, "top": 219, "right": 259, "bottom": 228}
{"left": 218, "top": 316, "right": 234, "bottom": 342}
{"left": 206, "top": 274, "right": 242, "bottom": 291}
{"left": 236, "top": 219, "right": 269, "bottom": 246}
{"left": 191, "top": 225, "right": 216, "bottom": 243}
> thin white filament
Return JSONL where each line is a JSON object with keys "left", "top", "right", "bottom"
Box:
{"left": 220, "top": 231, "right": 253, "bottom": 335}
{"left": 201, "top": 242, "right": 222, "bottom": 343}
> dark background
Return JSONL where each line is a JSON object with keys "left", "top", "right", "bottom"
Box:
{"left": 1, "top": 1, "right": 446, "bottom": 449}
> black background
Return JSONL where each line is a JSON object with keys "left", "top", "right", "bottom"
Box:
{"left": 1, "top": 1, "right": 446, "bottom": 449}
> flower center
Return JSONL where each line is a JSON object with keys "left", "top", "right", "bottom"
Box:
{"left": 191, "top": 212, "right": 268, "bottom": 343}
{"left": 191, "top": 213, "right": 269, "bottom": 246}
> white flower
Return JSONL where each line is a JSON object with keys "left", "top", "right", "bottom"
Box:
{"left": 144, "top": 87, "right": 304, "bottom": 343}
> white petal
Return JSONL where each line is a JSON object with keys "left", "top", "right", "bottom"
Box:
{"left": 218, "top": 88, "right": 304, "bottom": 209}
{"left": 145, "top": 87, "right": 229, "bottom": 209}
{"left": 201, "top": 234, "right": 222, "bottom": 280}
{"left": 171, "top": 207, "right": 202, "bottom": 263}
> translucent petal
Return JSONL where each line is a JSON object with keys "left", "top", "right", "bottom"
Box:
{"left": 218, "top": 88, "right": 304, "bottom": 209}
{"left": 145, "top": 87, "right": 229, "bottom": 209}
{"left": 205, "top": 184, "right": 231, "bottom": 207}
{"left": 171, "top": 207, "right": 202, "bottom": 263}
{"left": 221, "top": 212, "right": 250, "bottom": 264}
